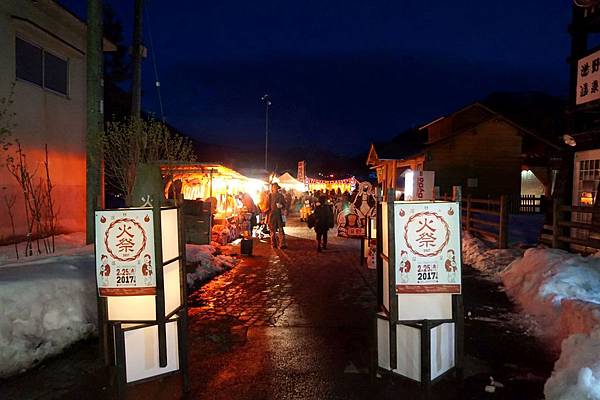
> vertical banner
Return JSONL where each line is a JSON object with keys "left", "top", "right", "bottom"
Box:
{"left": 297, "top": 160, "right": 306, "bottom": 183}
{"left": 394, "top": 202, "right": 461, "bottom": 294}
{"left": 95, "top": 209, "right": 157, "bottom": 296}
{"left": 405, "top": 171, "right": 435, "bottom": 201}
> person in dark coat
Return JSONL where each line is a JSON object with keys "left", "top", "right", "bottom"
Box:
{"left": 313, "top": 195, "right": 334, "bottom": 252}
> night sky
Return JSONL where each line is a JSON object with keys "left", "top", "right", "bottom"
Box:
{"left": 61, "top": 0, "right": 572, "bottom": 156}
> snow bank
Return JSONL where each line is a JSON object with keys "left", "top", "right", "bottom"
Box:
{"left": 186, "top": 244, "right": 239, "bottom": 287}
{"left": 501, "top": 248, "right": 600, "bottom": 399}
{"left": 0, "top": 254, "right": 97, "bottom": 378}
{"left": 0, "top": 232, "right": 88, "bottom": 265}
{"left": 544, "top": 330, "right": 600, "bottom": 400}
{"left": 461, "top": 232, "right": 523, "bottom": 279}
{"left": 502, "top": 248, "right": 600, "bottom": 345}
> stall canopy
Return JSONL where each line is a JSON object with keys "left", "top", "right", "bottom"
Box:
{"left": 274, "top": 172, "right": 305, "bottom": 192}
{"left": 161, "top": 163, "right": 266, "bottom": 219}
{"left": 307, "top": 176, "right": 356, "bottom": 193}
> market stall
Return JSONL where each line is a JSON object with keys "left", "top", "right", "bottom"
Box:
{"left": 274, "top": 172, "right": 306, "bottom": 194}
{"left": 161, "top": 163, "right": 267, "bottom": 244}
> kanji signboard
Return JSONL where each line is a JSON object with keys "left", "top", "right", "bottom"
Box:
{"left": 297, "top": 160, "right": 306, "bottom": 183}
{"left": 576, "top": 49, "right": 600, "bottom": 105}
{"left": 394, "top": 202, "right": 461, "bottom": 294}
{"left": 95, "top": 210, "right": 156, "bottom": 296}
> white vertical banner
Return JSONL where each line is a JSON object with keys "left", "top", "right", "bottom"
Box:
{"left": 394, "top": 202, "right": 461, "bottom": 294}
{"left": 95, "top": 209, "right": 156, "bottom": 296}
{"left": 405, "top": 171, "right": 435, "bottom": 201}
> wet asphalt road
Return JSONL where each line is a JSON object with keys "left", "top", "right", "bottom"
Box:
{"left": 0, "top": 217, "right": 555, "bottom": 400}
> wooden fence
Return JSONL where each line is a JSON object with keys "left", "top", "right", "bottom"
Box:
{"left": 540, "top": 201, "right": 600, "bottom": 253}
{"left": 439, "top": 195, "right": 509, "bottom": 249}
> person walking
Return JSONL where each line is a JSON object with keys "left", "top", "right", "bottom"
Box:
{"left": 266, "top": 183, "right": 287, "bottom": 249}
{"left": 238, "top": 191, "right": 259, "bottom": 235}
{"left": 313, "top": 195, "right": 334, "bottom": 252}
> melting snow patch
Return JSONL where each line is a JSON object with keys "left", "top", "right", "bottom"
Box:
{"left": 186, "top": 244, "right": 239, "bottom": 287}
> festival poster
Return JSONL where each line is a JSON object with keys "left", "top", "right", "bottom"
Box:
{"left": 95, "top": 210, "right": 157, "bottom": 296}
{"left": 394, "top": 202, "right": 461, "bottom": 294}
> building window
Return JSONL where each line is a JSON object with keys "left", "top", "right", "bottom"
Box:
{"left": 15, "top": 37, "right": 42, "bottom": 86}
{"left": 15, "top": 37, "right": 68, "bottom": 96}
{"left": 44, "top": 51, "right": 68, "bottom": 95}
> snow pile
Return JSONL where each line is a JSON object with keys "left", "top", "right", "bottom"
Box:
{"left": 544, "top": 330, "right": 600, "bottom": 400}
{"left": 501, "top": 248, "right": 600, "bottom": 399}
{"left": 502, "top": 248, "right": 600, "bottom": 344}
{"left": 0, "top": 254, "right": 97, "bottom": 378}
{"left": 0, "top": 232, "right": 88, "bottom": 264}
{"left": 186, "top": 244, "right": 239, "bottom": 287}
{"left": 461, "top": 232, "right": 523, "bottom": 279}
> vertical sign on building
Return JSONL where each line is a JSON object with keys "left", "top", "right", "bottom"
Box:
{"left": 297, "top": 160, "right": 306, "bottom": 183}
{"left": 95, "top": 209, "right": 156, "bottom": 296}
{"left": 577, "top": 49, "right": 600, "bottom": 105}
{"left": 405, "top": 171, "right": 435, "bottom": 201}
{"left": 395, "top": 202, "right": 461, "bottom": 293}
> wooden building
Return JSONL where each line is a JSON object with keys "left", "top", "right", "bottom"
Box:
{"left": 368, "top": 103, "right": 562, "bottom": 198}
{"left": 567, "top": 2, "right": 600, "bottom": 208}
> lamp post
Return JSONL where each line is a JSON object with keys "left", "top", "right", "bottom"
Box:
{"left": 261, "top": 94, "right": 271, "bottom": 171}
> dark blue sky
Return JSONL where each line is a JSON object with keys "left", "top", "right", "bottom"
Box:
{"left": 61, "top": 0, "right": 572, "bottom": 155}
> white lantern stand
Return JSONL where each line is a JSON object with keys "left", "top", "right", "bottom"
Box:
{"left": 374, "top": 189, "right": 464, "bottom": 389}
{"left": 95, "top": 202, "right": 189, "bottom": 398}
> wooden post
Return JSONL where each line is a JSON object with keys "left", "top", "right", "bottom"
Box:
{"left": 499, "top": 195, "right": 508, "bottom": 249}
{"left": 86, "top": 0, "right": 104, "bottom": 244}
{"left": 466, "top": 195, "right": 472, "bottom": 232}
{"left": 131, "top": 0, "right": 144, "bottom": 118}
{"left": 552, "top": 199, "right": 561, "bottom": 249}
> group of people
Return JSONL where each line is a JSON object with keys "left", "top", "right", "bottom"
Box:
{"left": 237, "top": 184, "right": 363, "bottom": 253}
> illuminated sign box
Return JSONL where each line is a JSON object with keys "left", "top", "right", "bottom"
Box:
{"left": 95, "top": 206, "right": 188, "bottom": 392}
{"left": 394, "top": 201, "right": 461, "bottom": 295}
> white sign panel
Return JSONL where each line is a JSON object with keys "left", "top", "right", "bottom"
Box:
{"left": 577, "top": 49, "right": 600, "bottom": 105}
{"left": 405, "top": 171, "right": 435, "bottom": 201}
{"left": 95, "top": 209, "right": 156, "bottom": 296}
{"left": 394, "top": 202, "right": 461, "bottom": 294}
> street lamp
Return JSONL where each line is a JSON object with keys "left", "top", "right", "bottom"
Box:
{"left": 261, "top": 94, "right": 271, "bottom": 171}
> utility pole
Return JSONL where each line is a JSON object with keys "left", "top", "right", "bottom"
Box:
{"left": 131, "top": 0, "right": 144, "bottom": 118}
{"left": 261, "top": 94, "right": 271, "bottom": 171}
{"left": 86, "top": 0, "right": 104, "bottom": 244}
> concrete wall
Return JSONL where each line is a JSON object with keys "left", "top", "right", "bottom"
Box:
{"left": 0, "top": 0, "right": 87, "bottom": 240}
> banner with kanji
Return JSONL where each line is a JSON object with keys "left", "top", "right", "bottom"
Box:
{"left": 394, "top": 202, "right": 461, "bottom": 294}
{"left": 95, "top": 209, "right": 156, "bottom": 296}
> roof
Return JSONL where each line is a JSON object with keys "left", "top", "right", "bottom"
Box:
{"left": 420, "top": 102, "right": 562, "bottom": 150}
{"left": 160, "top": 162, "right": 249, "bottom": 180}
{"left": 367, "top": 129, "right": 426, "bottom": 165}
{"left": 277, "top": 172, "right": 302, "bottom": 185}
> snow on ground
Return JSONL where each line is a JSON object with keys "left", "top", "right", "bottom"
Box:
{"left": 0, "top": 232, "right": 89, "bottom": 265}
{"left": 462, "top": 228, "right": 600, "bottom": 399}
{"left": 186, "top": 242, "right": 239, "bottom": 287}
{"left": 461, "top": 232, "right": 524, "bottom": 280}
{"left": 501, "top": 248, "right": 600, "bottom": 399}
{"left": 0, "top": 235, "right": 240, "bottom": 378}
{"left": 0, "top": 253, "right": 97, "bottom": 378}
